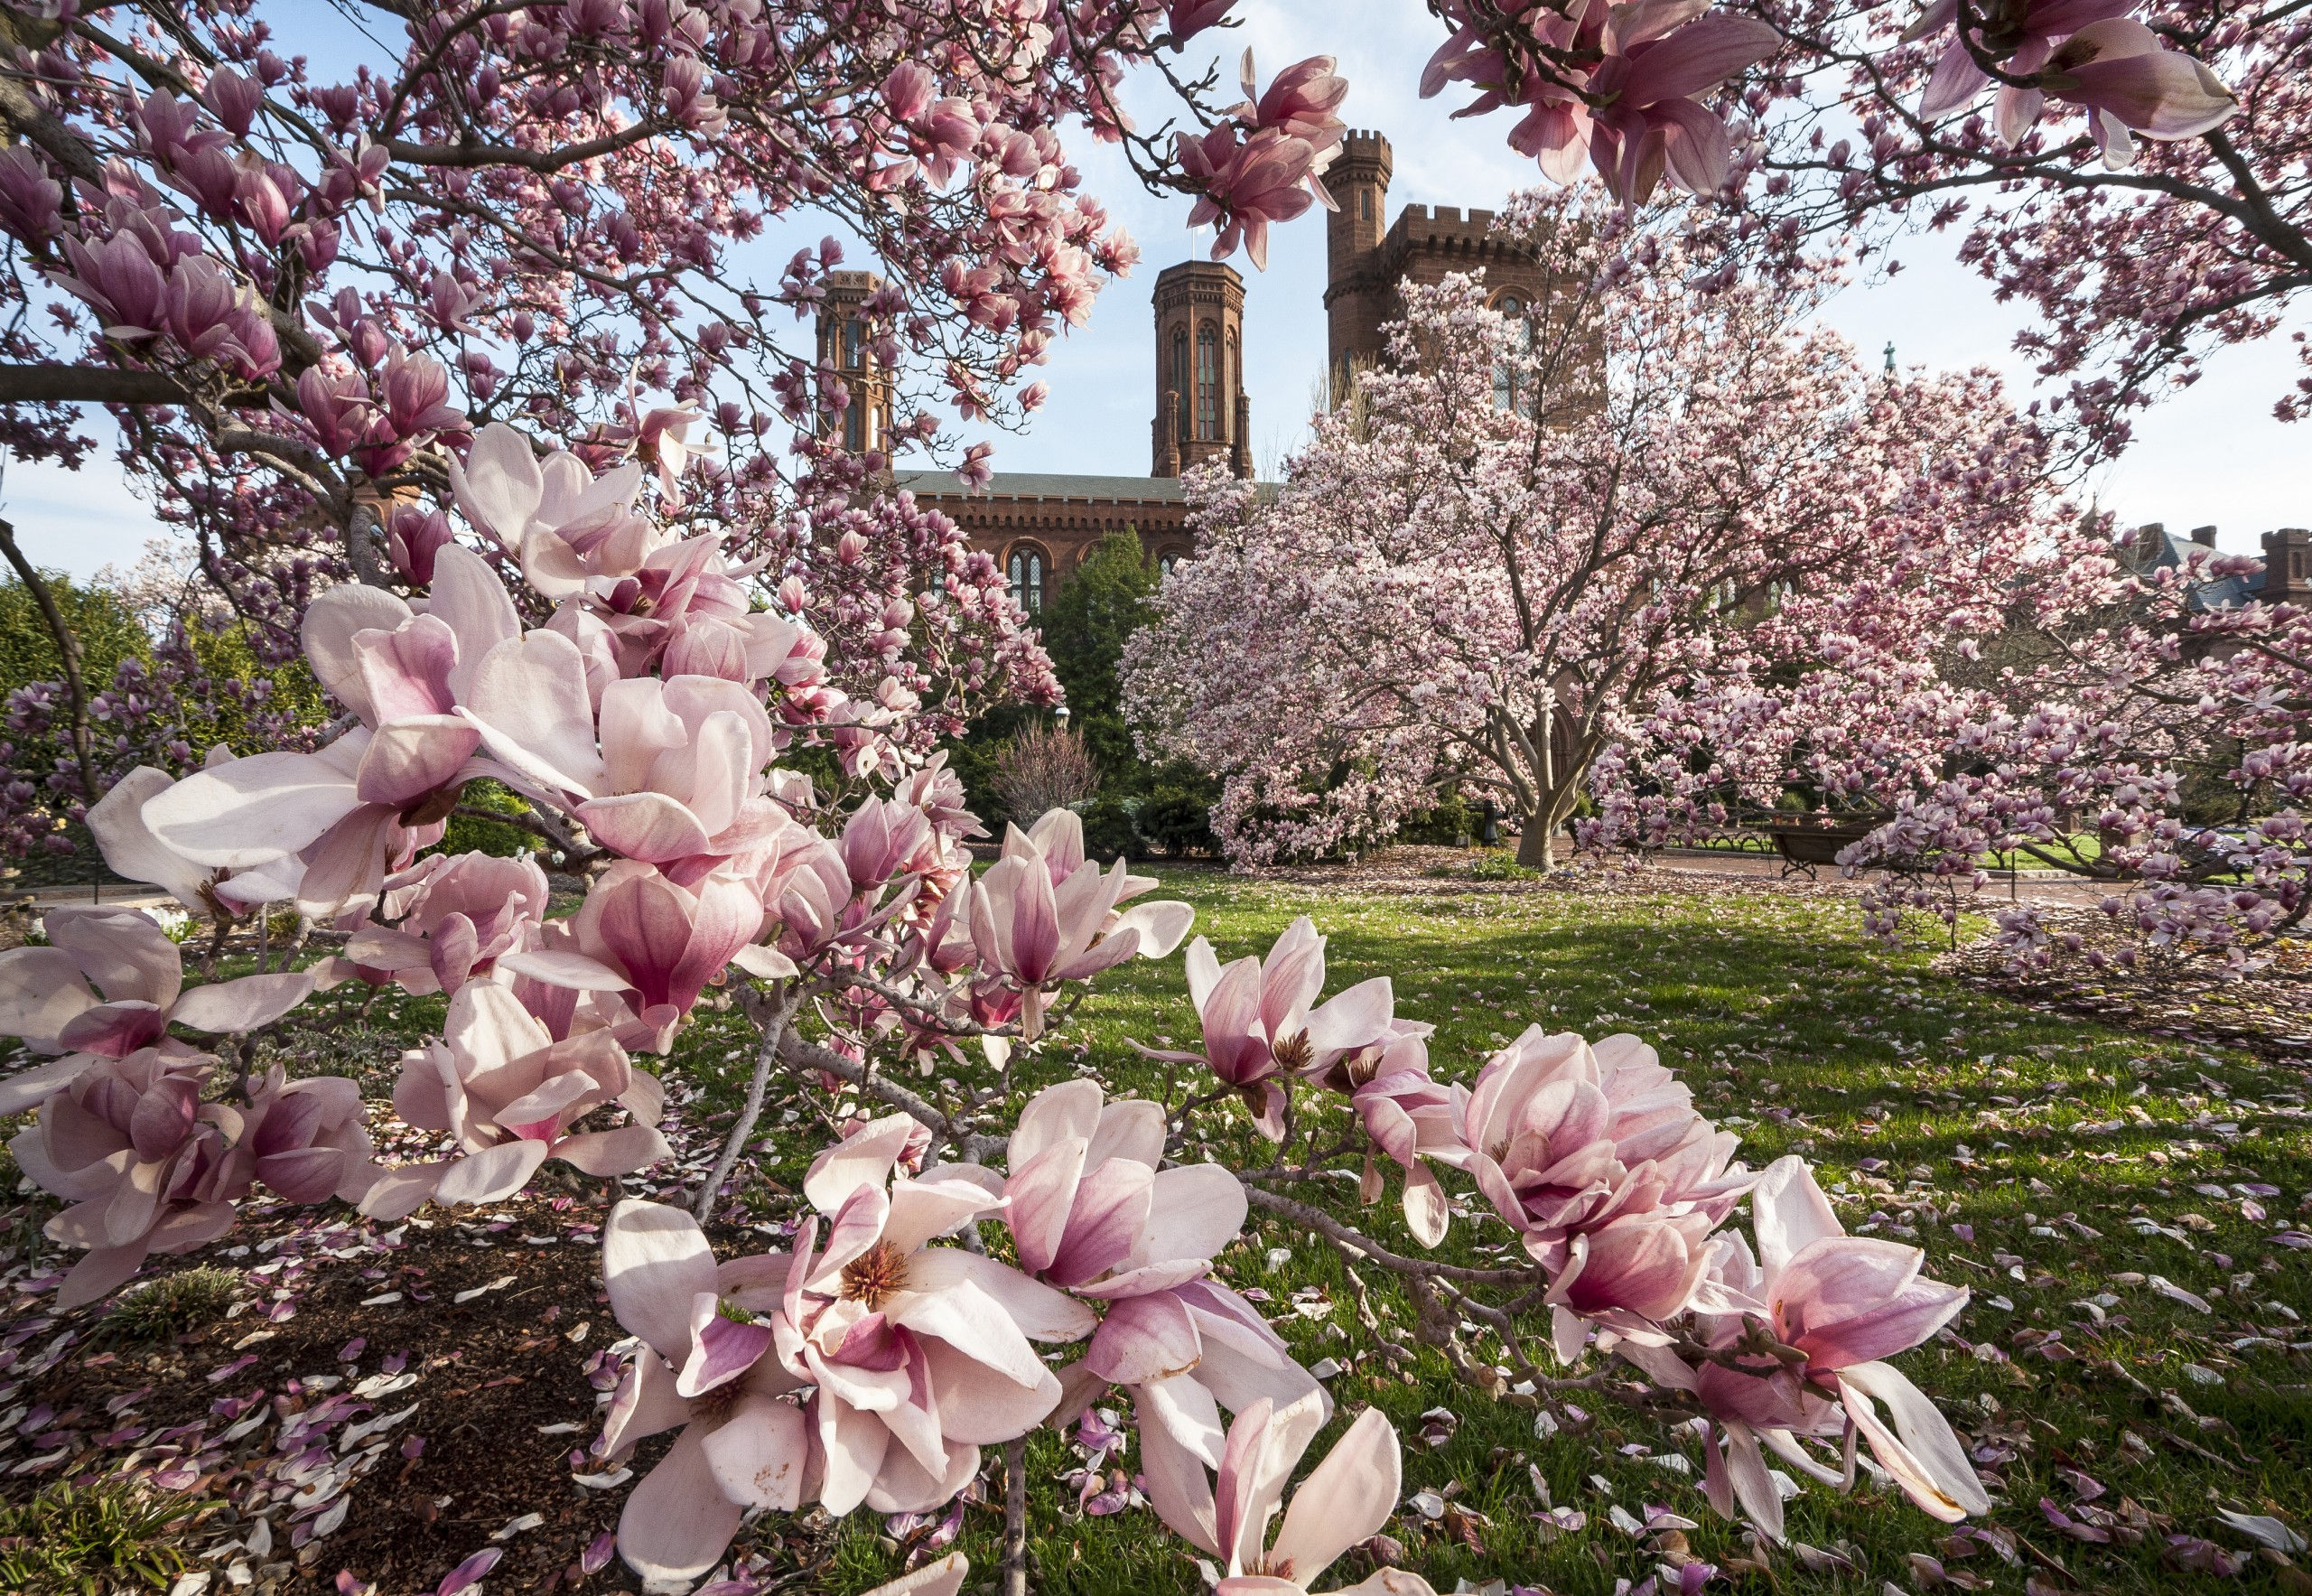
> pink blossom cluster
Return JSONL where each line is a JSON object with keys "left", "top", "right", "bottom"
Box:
{"left": 1161, "top": 916, "right": 1991, "bottom": 1545}
{"left": 1421, "top": 0, "right": 1782, "bottom": 201}
{"left": 585, "top": 1087, "right": 1425, "bottom": 1591}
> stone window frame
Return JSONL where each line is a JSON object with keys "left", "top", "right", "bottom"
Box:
{"left": 1006, "top": 542, "right": 1049, "bottom": 613}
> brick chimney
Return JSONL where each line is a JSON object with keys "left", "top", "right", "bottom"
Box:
{"left": 2123, "top": 522, "right": 2164, "bottom": 570}
{"left": 2261, "top": 527, "right": 2312, "bottom": 603}
{"left": 2189, "top": 526, "right": 2216, "bottom": 547}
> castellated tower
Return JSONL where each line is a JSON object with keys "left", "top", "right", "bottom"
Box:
{"left": 814, "top": 270, "right": 892, "bottom": 456}
{"left": 1324, "top": 130, "right": 1395, "bottom": 397}
{"left": 1151, "top": 260, "right": 1250, "bottom": 479}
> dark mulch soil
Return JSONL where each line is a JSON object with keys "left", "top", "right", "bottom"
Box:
{"left": 14, "top": 1194, "right": 655, "bottom": 1594}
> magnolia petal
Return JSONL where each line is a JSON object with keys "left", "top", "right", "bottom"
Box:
{"left": 891, "top": 1274, "right": 1049, "bottom": 1389}
{"left": 434, "top": 1137, "right": 550, "bottom": 1207}
{"left": 1087, "top": 1097, "right": 1167, "bottom": 1170}
{"left": 616, "top": 1424, "right": 743, "bottom": 1588}
{"left": 803, "top": 1113, "right": 918, "bottom": 1212}
{"left": 1142, "top": 1162, "right": 1248, "bottom": 1265}
{"left": 171, "top": 971, "right": 314, "bottom": 1035}
{"left": 1267, "top": 1405, "right": 1402, "bottom": 1590}
{"left": 1749, "top": 1153, "right": 1842, "bottom": 1272}
{"left": 425, "top": 542, "right": 523, "bottom": 703}
{"left": 860, "top": 1551, "right": 969, "bottom": 1596}
{"left": 144, "top": 751, "right": 361, "bottom": 869}
{"left": 87, "top": 767, "right": 214, "bottom": 909}
{"left": 448, "top": 422, "right": 545, "bottom": 551}
{"left": 907, "top": 1248, "right": 1097, "bottom": 1343}
{"left": 357, "top": 1160, "right": 448, "bottom": 1221}
{"left": 1004, "top": 1134, "right": 1088, "bottom": 1275}
{"left": 576, "top": 791, "right": 713, "bottom": 864}
{"left": 460, "top": 630, "right": 607, "bottom": 796}
{"left": 0, "top": 947, "right": 97, "bottom": 1052}
{"left": 1010, "top": 1078, "right": 1103, "bottom": 1171}
{"left": 604, "top": 1199, "right": 720, "bottom": 1364}
{"left": 601, "top": 1344, "right": 689, "bottom": 1461}
{"left": 1840, "top": 1361, "right": 1990, "bottom": 1517}
{"left": 497, "top": 948, "right": 634, "bottom": 992}
{"left": 55, "top": 1236, "right": 156, "bottom": 1311}
{"left": 1134, "top": 1383, "right": 1222, "bottom": 1556}
{"left": 1110, "top": 899, "right": 1196, "bottom": 958}
{"left": 1086, "top": 1289, "right": 1203, "bottom": 1385}
{"left": 302, "top": 583, "right": 412, "bottom": 723}
{"left": 918, "top": 1334, "right": 1063, "bottom": 1443}
{"left": 1620, "top": 13, "right": 1781, "bottom": 104}
{"left": 555, "top": 1124, "right": 672, "bottom": 1178}
{"left": 884, "top": 1174, "right": 1003, "bottom": 1253}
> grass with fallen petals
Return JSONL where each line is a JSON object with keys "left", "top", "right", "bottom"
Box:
{"left": 710, "top": 864, "right": 2310, "bottom": 1596}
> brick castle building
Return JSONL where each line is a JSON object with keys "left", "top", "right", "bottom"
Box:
{"left": 817, "top": 130, "right": 1551, "bottom": 613}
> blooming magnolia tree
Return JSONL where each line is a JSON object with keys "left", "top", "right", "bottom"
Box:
{"left": 1617, "top": 523, "right": 2312, "bottom": 974}
{"left": 1123, "top": 188, "right": 2066, "bottom": 869}
{"left": 0, "top": 0, "right": 1364, "bottom": 856}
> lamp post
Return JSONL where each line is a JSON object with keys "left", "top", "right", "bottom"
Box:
{"left": 1054, "top": 705, "right": 1071, "bottom": 731}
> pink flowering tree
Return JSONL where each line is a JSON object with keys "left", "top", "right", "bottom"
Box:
{"left": 0, "top": 0, "right": 1360, "bottom": 854}
{"left": 1621, "top": 521, "right": 2312, "bottom": 973}
{"left": 1123, "top": 188, "right": 2067, "bottom": 869}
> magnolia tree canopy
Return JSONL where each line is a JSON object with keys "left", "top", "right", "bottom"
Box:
{"left": 1123, "top": 190, "right": 2068, "bottom": 870}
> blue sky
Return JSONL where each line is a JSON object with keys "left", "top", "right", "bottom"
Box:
{"left": 4, "top": 0, "right": 2300, "bottom": 579}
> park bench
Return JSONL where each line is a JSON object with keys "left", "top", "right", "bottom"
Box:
{"left": 1765, "top": 817, "right": 1889, "bottom": 880}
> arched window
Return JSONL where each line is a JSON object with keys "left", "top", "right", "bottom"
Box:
{"left": 1007, "top": 545, "right": 1047, "bottom": 613}
{"left": 1492, "top": 295, "right": 1533, "bottom": 416}
{"left": 1226, "top": 331, "right": 1239, "bottom": 435}
{"left": 1357, "top": 188, "right": 1372, "bottom": 221}
{"left": 1171, "top": 327, "right": 1189, "bottom": 441}
{"left": 1196, "top": 323, "right": 1219, "bottom": 441}
{"left": 1157, "top": 550, "right": 1184, "bottom": 577}
{"left": 838, "top": 317, "right": 873, "bottom": 452}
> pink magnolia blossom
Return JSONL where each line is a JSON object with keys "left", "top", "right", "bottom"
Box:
{"left": 996, "top": 1080, "right": 1326, "bottom": 1488}
{"left": 1179, "top": 125, "right": 1317, "bottom": 272}
{"left": 1143, "top": 1392, "right": 1431, "bottom": 1595}
{"left": 596, "top": 1199, "right": 810, "bottom": 1587}
{"left": 141, "top": 544, "right": 528, "bottom": 916}
{"left": 1168, "top": 0, "right": 1238, "bottom": 42}
{"left": 1586, "top": 12, "right": 1783, "bottom": 201}
{"left": 964, "top": 811, "right": 1194, "bottom": 1039}
{"left": 8, "top": 1050, "right": 247, "bottom": 1308}
{"left": 344, "top": 850, "right": 552, "bottom": 996}
{"left": 1914, "top": 0, "right": 2235, "bottom": 161}
{"left": 1451, "top": 1028, "right": 1748, "bottom": 1295}
{"left": 449, "top": 423, "right": 661, "bottom": 599}
{"left": 501, "top": 860, "right": 766, "bottom": 1050}
{"left": 778, "top": 1114, "right": 1095, "bottom": 1513}
{"left": 1621, "top": 1157, "right": 1988, "bottom": 1538}
{"left": 1326, "top": 1026, "right": 1456, "bottom": 1246}
{"left": 1135, "top": 917, "right": 1393, "bottom": 1140}
{"left": 238, "top": 1067, "right": 380, "bottom": 1205}
{"left": 363, "top": 982, "right": 669, "bottom": 1219}
{"left": 0, "top": 906, "right": 312, "bottom": 1115}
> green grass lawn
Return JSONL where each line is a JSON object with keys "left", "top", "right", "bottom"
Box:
{"left": 656, "top": 869, "right": 2309, "bottom": 1596}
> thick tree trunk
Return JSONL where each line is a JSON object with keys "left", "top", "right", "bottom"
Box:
{"left": 1515, "top": 814, "right": 1556, "bottom": 871}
